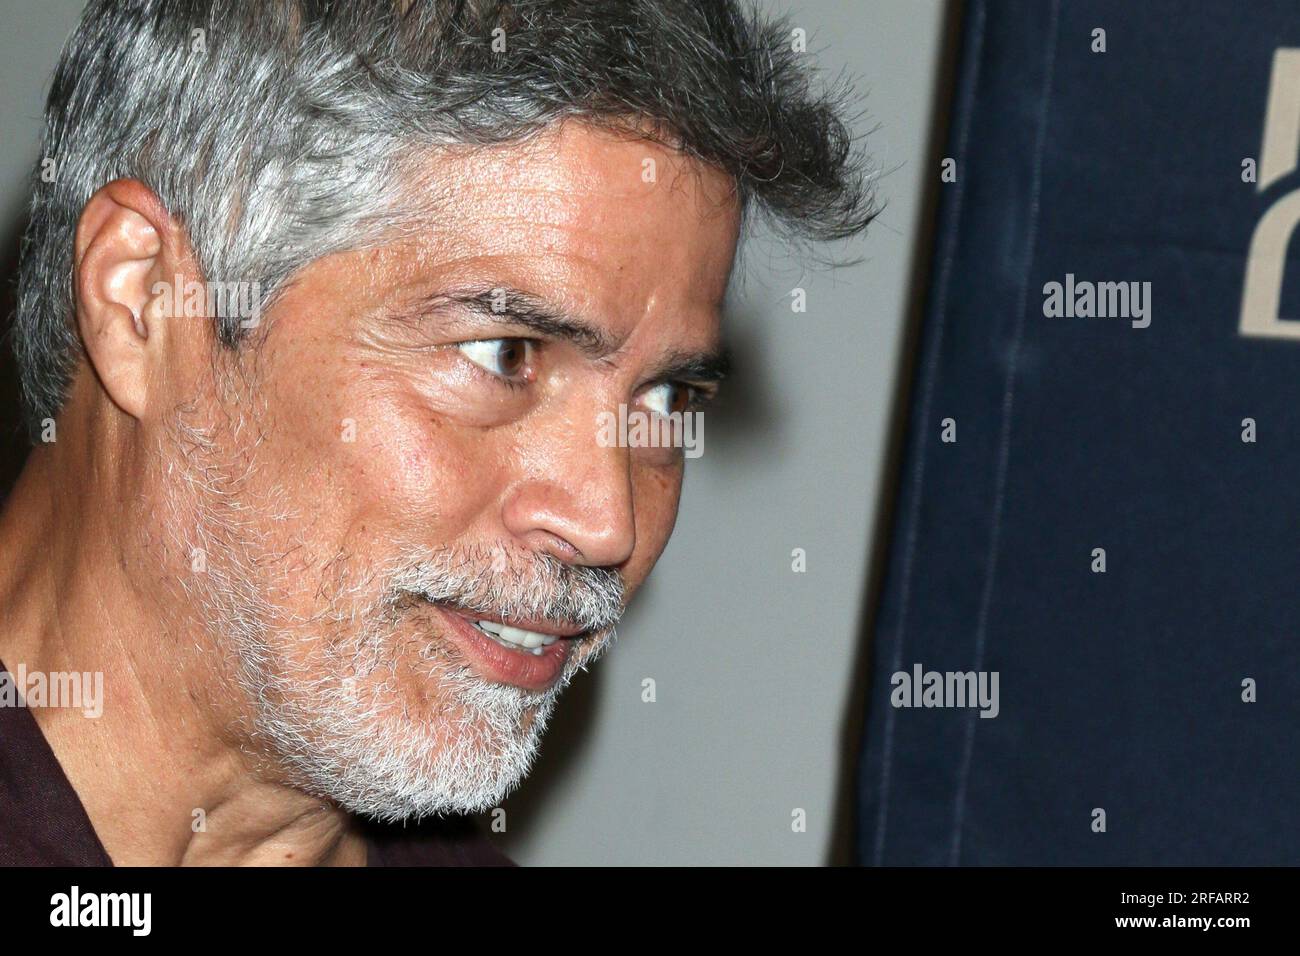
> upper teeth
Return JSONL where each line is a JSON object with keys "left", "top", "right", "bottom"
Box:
{"left": 472, "top": 619, "right": 560, "bottom": 654}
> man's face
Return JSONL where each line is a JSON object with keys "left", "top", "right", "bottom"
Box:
{"left": 146, "top": 122, "right": 740, "bottom": 818}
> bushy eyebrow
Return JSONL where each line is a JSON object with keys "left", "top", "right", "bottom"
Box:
{"left": 421, "top": 285, "right": 733, "bottom": 384}
{"left": 421, "top": 287, "right": 615, "bottom": 355}
{"left": 646, "top": 348, "right": 733, "bottom": 385}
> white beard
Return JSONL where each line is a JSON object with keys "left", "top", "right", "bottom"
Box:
{"left": 157, "top": 404, "right": 622, "bottom": 822}
{"left": 218, "top": 547, "right": 619, "bottom": 822}
{"left": 242, "top": 630, "right": 569, "bottom": 820}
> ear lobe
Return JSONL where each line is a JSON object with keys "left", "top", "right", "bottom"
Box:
{"left": 74, "top": 179, "right": 177, "bottom": 422}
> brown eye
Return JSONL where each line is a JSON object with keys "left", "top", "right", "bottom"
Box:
{"left": 667, "top": 384, "right": 691, "bottom": 415}
{"left": 496, "top": 340, "right": 526, "bottom": 377}
{"left": 457, "top": 338, "right": 533, "bottom": 380}
{"left": 643, "top": 381, "right": 694, "bottom": 417}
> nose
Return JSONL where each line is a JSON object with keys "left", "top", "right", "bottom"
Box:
{"left": 502, "top": 443, "right": 637, "bottom": 568}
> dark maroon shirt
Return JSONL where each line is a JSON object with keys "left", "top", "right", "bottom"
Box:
{"left": 0, "top": 662, "right": 513, "bottom": 866}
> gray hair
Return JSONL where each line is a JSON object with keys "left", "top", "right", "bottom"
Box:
{"left": 14, "top": 0, "right": 875, "bottom": 440}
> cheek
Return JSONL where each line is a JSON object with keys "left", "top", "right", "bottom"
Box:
{"left": 625, "top": 462, "right": 684, "bottom": 586}
{"left": 344, "top": 386, "right": 508, "bottom": 538}
{"left": 263, "top": 362, "right": 505, "bottom": 550}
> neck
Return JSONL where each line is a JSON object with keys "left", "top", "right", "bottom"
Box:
{"left": 0, "top": 436, "right": 366, "bottom": 866}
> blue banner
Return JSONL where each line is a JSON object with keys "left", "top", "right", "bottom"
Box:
{"left": 857, "top": 0, "right": 1300, "bottom": 865}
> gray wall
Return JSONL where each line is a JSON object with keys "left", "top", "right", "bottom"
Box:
{"left": 0, "top": 0, "right": 950, "bottom": 865}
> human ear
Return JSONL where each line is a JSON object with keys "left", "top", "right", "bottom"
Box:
{"left": 73, "top": 178, "right": 185, "bottom": 422}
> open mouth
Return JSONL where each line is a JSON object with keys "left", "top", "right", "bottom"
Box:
{"left": 465, "top": 618, "right": 566, "bottom": 656}
{"left": 414, "top": 598, "right": 587, "bottom": 691}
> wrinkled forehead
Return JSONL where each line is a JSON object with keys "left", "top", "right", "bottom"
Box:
{"left": 391, "top": 121, "right": 743, "bottom": 342}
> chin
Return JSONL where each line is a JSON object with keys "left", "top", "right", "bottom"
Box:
{"left": 251, "top": 655, "right": 560, "bottom": 822}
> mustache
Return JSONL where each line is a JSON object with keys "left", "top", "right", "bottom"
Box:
{"left": 386, "top": 546, "right": 626, "bottom": 634}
